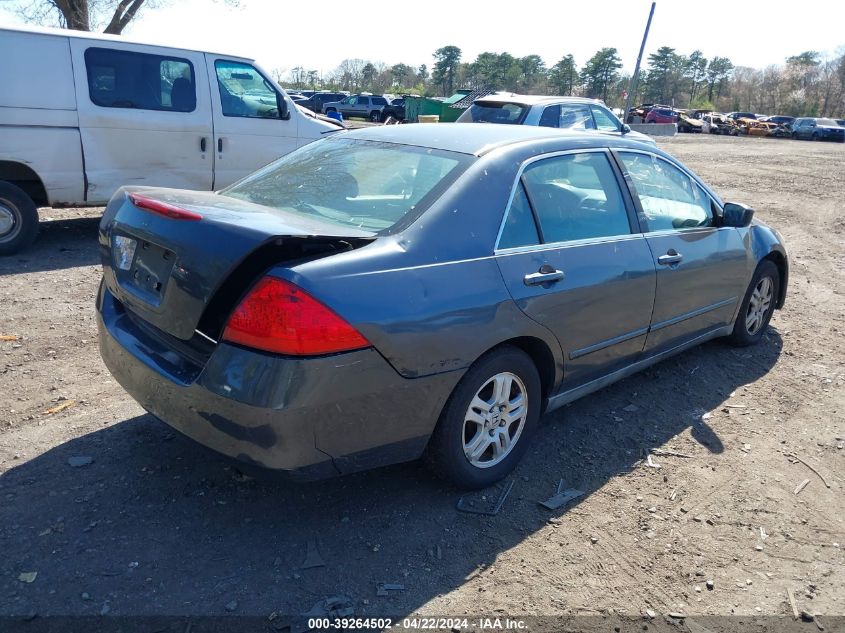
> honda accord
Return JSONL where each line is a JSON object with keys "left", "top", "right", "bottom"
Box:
{"left": 97, "top": 124, "right": 788, "bottom": 488}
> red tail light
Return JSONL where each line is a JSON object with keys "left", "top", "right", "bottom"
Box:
{"left": 129, "top": 193, "right": 203, "bottom": 221}
{"left": 222, "top": 277, "right": 370, "bottom": 356}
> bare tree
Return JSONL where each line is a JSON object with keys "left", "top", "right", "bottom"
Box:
{"left": 13, "top": 0, "right": 237, "bottom": 34}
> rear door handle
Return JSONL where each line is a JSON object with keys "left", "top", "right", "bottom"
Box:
{"left": 524, "top": 265, "right": 565, "bottom": 286}
{"left": 657, "top": 250, "right": 683, "bottom": 266}
{"left": 200, "top": 137, "right": 207, "bottom": 152}
{"left": 217, "top": 138, "right": 223, "bottom": 153}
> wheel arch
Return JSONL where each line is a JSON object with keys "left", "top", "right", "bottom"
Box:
{"left": 485, "top": 336, "right": 558, "bottom": 407}
{"left": 0, "top": 161, "right": 48, "bottom": 207}
{"left": 762, "top": 250, "right": 788, "bottom": 309}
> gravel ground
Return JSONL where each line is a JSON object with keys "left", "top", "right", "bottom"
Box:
{"left": 0, "top": 134, "right": 842, "bottom": 627}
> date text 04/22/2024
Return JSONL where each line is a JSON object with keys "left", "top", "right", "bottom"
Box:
{"left": 307, "top": 617, "right": 528, "bottom": 630}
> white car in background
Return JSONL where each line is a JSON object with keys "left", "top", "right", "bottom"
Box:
{"left": 457, "top": 94, "right": 656, "bottom": 145}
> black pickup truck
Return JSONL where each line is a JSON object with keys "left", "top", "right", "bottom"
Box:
{"left": 381, "top": 97, "right": 407, "bottom": 121}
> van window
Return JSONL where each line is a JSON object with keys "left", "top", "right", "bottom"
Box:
{"left": 84, "top": 47, "right": 196, "bottom": 112}
{"left": 214, "top": 60, "right": 282, "bottom": 119}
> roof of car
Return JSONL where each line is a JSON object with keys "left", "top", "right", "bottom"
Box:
{"left": 338, "top": 122, "right": 652, "bottom": 156}
{"left": 471, "top": 93, "right": 603, "bottom": 107}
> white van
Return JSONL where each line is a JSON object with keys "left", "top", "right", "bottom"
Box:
{"left": 0, "top": 25, "right": 341, "bottom": 254}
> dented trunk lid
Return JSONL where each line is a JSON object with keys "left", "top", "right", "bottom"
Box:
{"left": 98, "top": 187, "right": 375, "bottom": 341}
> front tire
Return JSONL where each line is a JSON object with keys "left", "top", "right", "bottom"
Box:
{"left": 728, "top": 260, "right": 780, "bottom": 347}
{"left": 425, "top": 346, "right": 541, "bottom": 489}
{"left": 0, "top": 181, "right": 39, "bottom": 256}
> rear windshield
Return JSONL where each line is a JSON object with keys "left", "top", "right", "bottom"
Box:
{"left": 220, "top": 138, "right": 470, "bottom": 233}
{"left": 457, "top": 101, "right": 530, "bottom": 124}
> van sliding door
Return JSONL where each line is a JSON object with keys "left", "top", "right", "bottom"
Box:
{"left": 70, "top": 41, "right": 214, "bottom": 203}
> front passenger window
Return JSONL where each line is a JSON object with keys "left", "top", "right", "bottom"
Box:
{"left": 591, "top": 106, "right": 620, "bottom": 131}
{"left": 558, "top": 104, "right": 594, "bottom": 129}
{"left": 617, "top": 152, "right": 713, "bottom": 231}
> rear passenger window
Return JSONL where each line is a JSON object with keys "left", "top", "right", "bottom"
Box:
{"left": 498, "top": 183, "right": 540, "bottom": 249}
{"left": 521, "top": 152, "right": 631, "bottom": 243}
{"left": 84, "top": 47, "right": 196, "bottom": 112}
{"left": 539, "top": 105, "right": 560, "bottom": 128}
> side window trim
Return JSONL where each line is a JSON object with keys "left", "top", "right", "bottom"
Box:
{"left": 611, "top": 148, "right": 724, "bottom": 231}
{"left": 518, "top": 176, "right": 546, "bottom": 243}
{"left": 495, "top": 148, "right": 639, "bottom": 252}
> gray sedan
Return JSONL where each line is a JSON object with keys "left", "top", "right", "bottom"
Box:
{"left": 97, "top": 124, "right": 787, "bottom": 488}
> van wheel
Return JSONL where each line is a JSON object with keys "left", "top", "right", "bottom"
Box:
{"left": 325, "top": 108, "right": 336, "bottom": 115}
{"left": 370, "top": 110, "right": 382, "bottom": 123}
{"left": 424, "top": 346, "right": 541, "bottom": 489}
{"left": 0, "top": 182, "right": 39, "bottom": 256}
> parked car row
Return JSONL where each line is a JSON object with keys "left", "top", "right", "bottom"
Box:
{"left": 290, "top": 90, "right": 408, "bottom": 123}
{"left": 628, "top": 104, "right": 843, "bottom": 141}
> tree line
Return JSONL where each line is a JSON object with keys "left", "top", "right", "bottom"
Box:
{"left": 283, "top": 45, "right": 845, "bottom": 117}
{"left": 12, "top": 0, "right": 844, "bottom": 117}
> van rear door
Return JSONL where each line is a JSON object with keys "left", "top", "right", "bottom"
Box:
{"left": 205, "top": 56, "right": 300, "bottom": 189}
{"left": 70, "top": 40, "right": 214, "bottom": 203}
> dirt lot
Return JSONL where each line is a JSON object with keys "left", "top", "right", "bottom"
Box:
{"left": 0, "top": 134, "right": 843, "bottom": 628}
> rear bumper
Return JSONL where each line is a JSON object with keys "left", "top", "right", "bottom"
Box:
{"left": 97, "top": 284, "right": 462, "bottom": 480}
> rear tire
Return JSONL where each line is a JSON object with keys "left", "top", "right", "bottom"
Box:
{"left": 728, "top": 260, "right": 780, "bottom": 347}
{"left": 425, "top": 346, "right": 541, "bottom": 489}
{"left": 370, "top": 110, "right": 382, "bottom": 123}
{"left": 0, "top": 181, "right": 39, "bottom": 256}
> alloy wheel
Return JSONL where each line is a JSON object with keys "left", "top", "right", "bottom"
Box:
{"left": 745, "top": 276, "right": 773, "bottom": 335}
{"left": 462, "top": 372, "right": 528, "bottom": 468}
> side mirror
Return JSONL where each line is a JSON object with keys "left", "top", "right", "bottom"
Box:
{"left": 722, "top": 202, "right": 754, "bottom": 227}
{"left": 278, "top": 95, "right": 290, "bottom": 120}
{"left": 621, "top": 123, "right": 631, "bottom": 134}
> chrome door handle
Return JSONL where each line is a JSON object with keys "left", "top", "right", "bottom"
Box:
{"left": 524, "top": 266, "right": 565, "bottom": 286}
{"left": 658, "top": 250, "right": 683, "bottom": 266}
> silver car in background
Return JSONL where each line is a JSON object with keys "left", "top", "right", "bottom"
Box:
{"left": 457, "top": 93, "right": 656, "bottom": 144}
